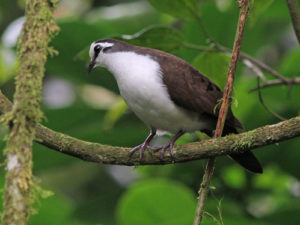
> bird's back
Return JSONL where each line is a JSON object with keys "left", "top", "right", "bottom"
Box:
{"left": 133, "top": 46, "right": 243, "bottom": 132}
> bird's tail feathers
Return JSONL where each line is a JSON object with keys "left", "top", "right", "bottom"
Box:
{"left": 229, "top": 151, "right": 263, "bottom": 174}
{"left": 222, "top": 126, "right": 263, "bottom": 174}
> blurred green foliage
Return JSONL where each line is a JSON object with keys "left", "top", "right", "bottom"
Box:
{"left": 193, "top": 52, "right": 231, "bottom": 88}
{"left": 0, "top": 0, "right": 299, "bottom": 225}
{"left": 116, "top": 179, "right": 196, "bottom": 225}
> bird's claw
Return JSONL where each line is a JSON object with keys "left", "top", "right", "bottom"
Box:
{"left": 129, "top": 142, "right": 152, "bottom": 160}
{"left": 154, "top": 142, "right": 175, "bottom": 160}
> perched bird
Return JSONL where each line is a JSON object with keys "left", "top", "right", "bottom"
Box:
{"left": 87, "top": 38, "right": 262, "bottom": 173}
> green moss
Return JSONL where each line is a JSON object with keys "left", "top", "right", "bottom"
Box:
{"left": 1, "top": 0, "right": 59, "bottom": 224}
{"left": 30, "top": 177, "right": 54, "bottom": 215}
{"left": 233, "top": 131, "right": 256, "bottom": 152}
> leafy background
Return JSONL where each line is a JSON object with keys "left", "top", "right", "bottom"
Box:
{"left": 0, "top": 0, "right": 300, "bottom": 224}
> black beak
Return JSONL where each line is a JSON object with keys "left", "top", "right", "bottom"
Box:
{"left": 87, "top": 59, "right": 95, "bottom": 74}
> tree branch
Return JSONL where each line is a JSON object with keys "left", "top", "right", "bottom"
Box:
{"left": 286, "top": 0, "right": 300, "bottom": 44}
{"left": 0, "top": 91, "right": 299, "bottom": 165}
{"left": 256, "top": 78, "right": 287, "bottom": 121}
{"left": 249, "top": 77, "right": 300, "bottom": 92}
{"left": 1, "top": 1, "right": 58, "bottom": 224}
{"left": 223, "top": 47, "right": 290, "bottom": 83}
{"left": 183, "top": 42, "right": 290, "bottom": 83}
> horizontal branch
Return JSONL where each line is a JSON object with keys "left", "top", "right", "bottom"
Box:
{"left": 26, "top": 114, "right": 300, "bottom": 164}
{"left": 249, "top": 77, "right": 300, "bottom": 92}
{"left": 1, "top": 91, "right": 299, "bottom": 165}
{"left": 238, "top": 51, "right": 290, "bottom": 82}
{"left": 183, "top": 42, "right": 290, "bottom": 82}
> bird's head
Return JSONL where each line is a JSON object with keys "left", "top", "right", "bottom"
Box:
{"left": 87, "top": 38, "right": 131, "bottom": 74}
{"left": 87, "top": 39, "right": 115, "bottom": 74}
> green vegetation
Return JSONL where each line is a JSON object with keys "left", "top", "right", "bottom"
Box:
{"left": 0, "top": 0, "right": 299, "bottom": 224}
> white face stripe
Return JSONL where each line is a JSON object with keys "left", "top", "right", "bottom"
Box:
{"left": 89, "top": 42, "right": 115, "bottom": 60}
{"left": 98, "top": 42, "right": 114, "bottom": 48}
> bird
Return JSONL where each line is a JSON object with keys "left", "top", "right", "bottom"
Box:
{"left": 87, "top": 38, "right": 263, "bottom": 174}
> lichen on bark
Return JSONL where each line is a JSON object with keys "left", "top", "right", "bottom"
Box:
{"left": 1, "top": 0, "right": 58, "bottom": 224}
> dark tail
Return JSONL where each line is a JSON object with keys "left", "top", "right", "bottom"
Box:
{"left": 223, "top": 126, "right": 263, "bottom": 174}
{"left": 229, "top": 151, "right": 263, "bottom": 174}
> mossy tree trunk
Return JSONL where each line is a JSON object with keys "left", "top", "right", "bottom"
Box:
{"left": 1, "top": 1, "right": 58, "bottom": 224}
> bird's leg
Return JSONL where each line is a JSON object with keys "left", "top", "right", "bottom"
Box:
{"left": 155, "top": 130, "right": 185, "bottom": 159}
{"left": 129, "top": 128, "right": 156, "bottom": 160}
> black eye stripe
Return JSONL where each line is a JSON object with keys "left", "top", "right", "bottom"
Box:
{"left": 103, "top": 46, "right": 112, "bottom": 52}
{"left": 93, "top": 45, "right": 102, "bottom": 58}
{"left": 94, "top": 45, "right": 102, "bottom": 53}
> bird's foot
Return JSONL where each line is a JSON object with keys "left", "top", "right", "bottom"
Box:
{"left": 154, "top": 142, "right": 175, "bottom": 160}
{"left": 154, "top": 130, "right": 185, "bottom": 160}
{"left": 128, "top": 142, "right": 153, "bottom": 160}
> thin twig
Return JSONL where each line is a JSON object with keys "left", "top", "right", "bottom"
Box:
{"left": 183, "top": 41, "right": 289, "bottom": 83}
{"left": 249, "top": 77, "right": 300, "bottom": 92}
{"left": 194, "top": 158, "right": 216, "bottom": 225}
{"left": 219, "top": 45, "right": 290, "bottom": 83}
{"left": 184, "top": 2, "right": 212, "bottom": 42}
{"left": 286, "top": 0, "right": 300, "bottom": 44}
{"left": 193, "top": 13, "right": 212, "bottom": 42}
{"left": 257, "top": 77, "right": 287, "bottom": 121}
{"left": 183, "top": 0, "right": 290, "bottom": 86}
{"left": 204, "top": 211, "right": 222, "bottom": 225}
{"left": 217, "top": 199, "right": 225, "bottom": 225}
{"left": 242, "top": 59, "right": 266, "bottom": 81}
{"left": 193, "top": 1, "right": 250, "bottom": 224}
{"left": 238, "top": 51, "right": 290, "bottom": 82}
{"left": 182, "top": 42, "right": 214, "bottom": 52}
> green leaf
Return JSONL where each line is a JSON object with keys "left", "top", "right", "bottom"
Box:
{"left": 148, "top": 0, "right": 199, "bottom": 19}
{"left": 103, "top": 97, "right": 128, "bottom": 129}
{"left": 192, "top": 52, "right": 230, "bottom": 88}
{"left": 249, "top": 0, "right": 275, "bottom": 26}
{"left": 73, "top": 46, "right": 90, "bottom": 63}
{"left": 120, "top": 26, "right": 184, "bottom": 52}
{"left": 279, "top": 48, "right": 300, "bottom": 77}
{"left": 75, "top": 26, "right": 184, "bottom": 65}
{"left": 116, "top": 179, "right": 196, "bottom": 225}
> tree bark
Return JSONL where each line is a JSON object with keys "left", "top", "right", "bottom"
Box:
{"left": 1, "top": 1, "right": 57, "bottom": 224}
{"left": 1, "top": 91, "right": 299, "bottom": 166}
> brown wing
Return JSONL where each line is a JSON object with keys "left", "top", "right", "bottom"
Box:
{"left": 142, "top": 48, "right": 243, "bottom": 131}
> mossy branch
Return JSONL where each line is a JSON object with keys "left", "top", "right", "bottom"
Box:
{"left": 0, "top": 91, "right": 299, "bottom": 166}
{"left": 286, "top": 0, "right": 300, "bottom": 44}
{"left": 1, "top": 1, "right": 58, "bottom": 224}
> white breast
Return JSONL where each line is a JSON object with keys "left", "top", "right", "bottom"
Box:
{"left": 102, "top": 52, "right": 211, "bottom": 134}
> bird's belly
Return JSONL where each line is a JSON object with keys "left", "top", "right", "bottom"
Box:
{"left": 108, "top": 52, "right": 213, "bottom": 134}
{"left": 118, "top": 81, "right": 211, "bottom": 134}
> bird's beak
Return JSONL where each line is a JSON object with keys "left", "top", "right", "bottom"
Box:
{"left": 87, "top": 59, "right": 96, "bottom": 74}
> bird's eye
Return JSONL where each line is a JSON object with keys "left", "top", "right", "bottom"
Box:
{"left": 94, "top": 45, "right": 102, "bottom": 52}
